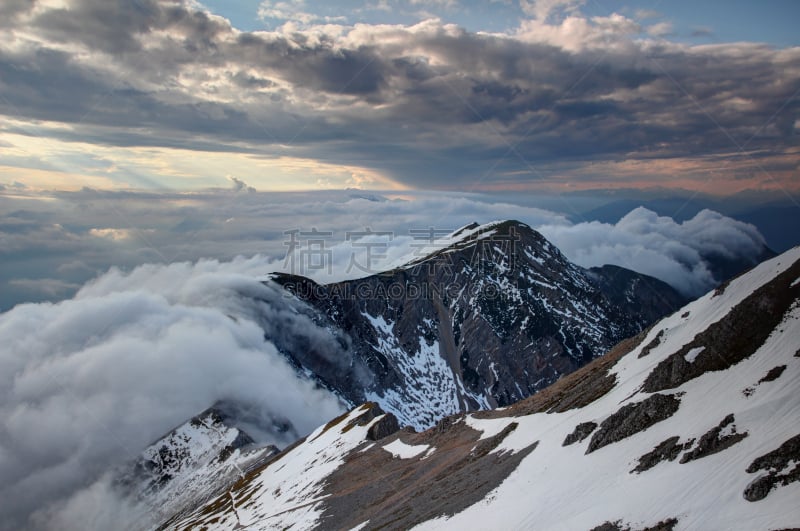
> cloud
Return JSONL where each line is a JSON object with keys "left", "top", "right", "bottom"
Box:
{"left": 520, "top": 0, "right": 585, "bottom": 22}
{"left": 0, "top": 0, "right": 797, "bottom": 192}
{"left": 257, "top": 0, "right": 346, "bottom": 26}
{"left": 7, "top": 278, "right": 81, "bottom": 298}
{"left": 691, "top": 26, "right": 714, "bottom": 38}
{"left": 646, "top": 21, "right": 673, "bottom": 38}
{"left": 0, "top": 257, "right": 351, "bottom": 529}
{"left": 538, "top": 207, "right": 767, "bottom": 296}
{"left": 0, "top": 188, "right": 775, "bottom": 310}
{"left": 0, "top": 188, "right": 569, "bottom": 310}
{"left": 634, "top": 9, "right": 662, "bottom": 20}
{"left": 228, "top": 175, "right": 257, "bottom": 193}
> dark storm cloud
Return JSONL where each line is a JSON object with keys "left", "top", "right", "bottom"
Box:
{"left": 1, "top": 0, "right": 798, "bottom": 188}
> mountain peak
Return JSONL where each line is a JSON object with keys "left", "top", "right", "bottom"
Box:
{"left": 400, "top": 219, "right": 550, "bottom": 271}
{"left": 273, "top": 219, "right": 685, "bottom": 430}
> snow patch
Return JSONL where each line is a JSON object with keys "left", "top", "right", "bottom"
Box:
{"left": 684, "top": 346, "right": 705, "bottom": 363}
{"left": 383, "top": 439, "right": 431, "bottom": 459}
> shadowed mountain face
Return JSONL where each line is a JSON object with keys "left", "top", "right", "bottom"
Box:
{"left": 272, "top": 220, "right": 686, "bottom": 429}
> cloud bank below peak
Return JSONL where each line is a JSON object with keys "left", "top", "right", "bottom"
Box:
{"left": 0, "top": 258, "right": 350, "bottom": 530}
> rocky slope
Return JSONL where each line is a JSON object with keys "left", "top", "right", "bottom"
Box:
{"left": 273, "top": 220, "right": 686, "bottom": 429}
{"left": 164, "top": 245, "right": 800, "bottom": 530}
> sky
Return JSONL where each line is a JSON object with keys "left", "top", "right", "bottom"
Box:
{"left": 0, "top": 0, "right": 798, "bottom": 194}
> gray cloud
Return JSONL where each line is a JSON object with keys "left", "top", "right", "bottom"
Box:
{"left": 0, "top": 188, "right": 772, "bottom": 308}
{"left": 228, "top": 176, "right": 256, "bottom": 193}
{"left": 1, "top": 1, "right": 797, "bottom": 189}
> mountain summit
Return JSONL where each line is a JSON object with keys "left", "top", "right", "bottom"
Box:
{"left": 273, "top": 220, "right": 686, "bottom": 429}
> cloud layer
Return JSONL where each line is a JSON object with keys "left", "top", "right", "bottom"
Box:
{"left": 0, "top": 0, "right": 798, "bottom": 191}
{"left": 539, "top": 207, "right": 768, "bottom": 295}
{"left": 0, "top": 188, "right": 569, "bottom": 310}
{"left": 0, "top": 258, "right": 349, "bottom": 529}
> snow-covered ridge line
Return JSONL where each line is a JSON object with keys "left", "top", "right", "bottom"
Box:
{"left": 164, "top": 403, "right": 396, "bottom": 530}
{"left": 418, "top": 248, "right": 800, "bottom": 530}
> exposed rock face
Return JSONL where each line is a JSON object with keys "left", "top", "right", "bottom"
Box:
{"left": 643, "top": 258, "right": 800, "bottom": 393}
{"left": 587, "top": 393, "right": 682, "bottom": 454}
{"left": 116, "top": 404, "right": 278, "bottom": 525}
{"left": 591, "top": 519, "right": 679, "bottom": 531}
{"left": 744, "top": 434, "right": 800, "bottom": 502}
{"left": 638, "top": 329, "right": 664, "bottom": 358}
{"left": 760, "top": 365, "right": 787, "bottom": 383}
{"left": 680, "top": 414, "right": 748, "bottom": 464}
{"left": 367, "top": 412, "right": 401, "bottom": 441}
{"left": 563, "top": 421, "right": 598, "bottom": 446}
{"left": 587, "top": 265, "right": 688, "bottom": 325}
{"left": 275, "top": 220, "right": 685, "bottom": 429}
{"left": 632, "top": 436, "right": 686, "bottom": 473}
{"left": 316, "top": 419, "right": 535, "bottom": 531}
{"left": 743, "top": 364, "right": 788, "bottom": 397}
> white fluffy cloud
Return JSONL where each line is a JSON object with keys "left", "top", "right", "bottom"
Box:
{"left": 0, "top": 257, "right": 348, "bottom": 529}
{"left": 538, "top": 207, "right": 767, "bottom": 295}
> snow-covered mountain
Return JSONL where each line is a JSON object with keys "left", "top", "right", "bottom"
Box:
{"left": 115, "top": 403, "right": 279, "bottom": 527}
{"left": 272, "top": 220, "right": 686, "bottom": 429}
{"left": 163, "top": 245, "right": 800, "bottom": 530}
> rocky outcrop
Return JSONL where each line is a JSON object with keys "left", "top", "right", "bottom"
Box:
{"left": 680, "top": 414, "right": 748, "bottom": 464}
{"left": 744, "top": 434, "right": 800, "bottom": 502}
{"left": 591, "top": 519, "right": 679, "bottom": 531}
{"left": 744, "top": 365, "right": 788, "bottom": 397}
{"left": 367, "top": 411, "right": 401, "bottom": 441}
{"left": 632, "top": 436, "right": 688, "bottom": 473}
{"left": 638, "top": 329, "right": 664, "bottom": 358}
{"left": 587, "top": 394, "right": 682, "bottom": 454}
{"left": 563, "top": 421, "right": 598, "bottom": 446}
{"left": 643, "top": 258, "right": 800, "bottom": 393}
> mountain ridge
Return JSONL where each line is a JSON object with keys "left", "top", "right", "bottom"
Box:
{"left": 167, "top": 245, "right": 800, "bottom": 530}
